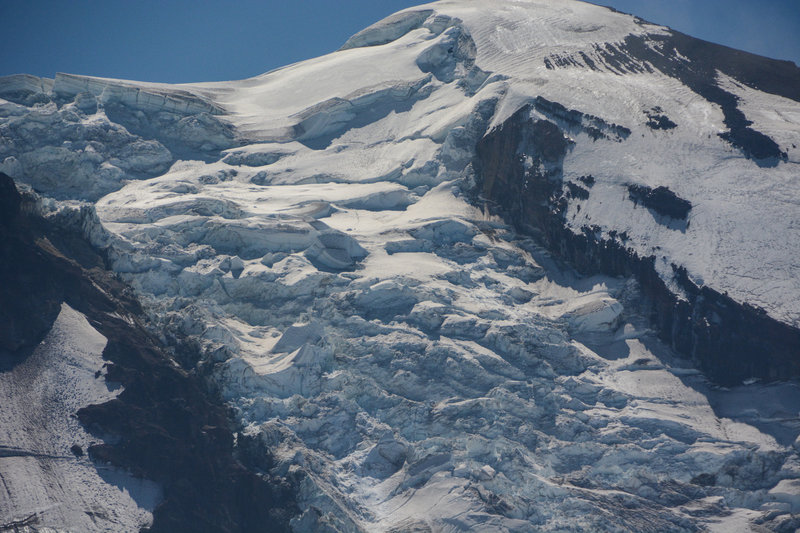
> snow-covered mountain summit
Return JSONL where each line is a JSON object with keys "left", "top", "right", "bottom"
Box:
{"left": 2, "top": 1, "right": 800, "bottom": 531}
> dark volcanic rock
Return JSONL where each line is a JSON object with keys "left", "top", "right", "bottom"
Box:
{"left": 597, "top": 31, "right": 793, "bottom": 163}
{"left": 0, "top": 174, "right": 66, "bottom": 360}
{"left": 627, "top": 184, "right": 692, "bottom": 220}
{"left": 533, "top": 96, "right": 631, "bottom": 141}
{"left": 645, "top": 107, "right": 677, "bottom": 131}
{"left": 531, "top": 118, "right": 571, "bottom": 162}
{"left": 565, "top": 182, "right": 590, "bottom": 200}
{"left": 0, "top": 172, "right": 21, "bottom": 225}
{"left": 0, "top": 176, "right": 298, "bottom": 532}
{"left": 473, "top": 106, "right": 800, "bottom": 385}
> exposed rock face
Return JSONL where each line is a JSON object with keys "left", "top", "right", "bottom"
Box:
{"left": 0, "top": 174, "right": 297, "bottom": 532}
{"left": 644, "top": 107, "right": 677, "bottom": 131}
{"left": 474, "top": 110, "right": 800, "bottom": 385}
{"left": 0, "top": 172, "right": 69, "bottom": 359}
{"left": 0, "top": 171, "right": 20, "bottom": 224}
{"left": 597, "top": 31, "right": 796, "bottom": 164}
{"left": 626, "top": 184, "right": 691, "bottom": 221}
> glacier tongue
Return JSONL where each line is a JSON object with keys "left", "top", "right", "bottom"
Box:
{"left": 2, "top": 1, "right": 800, "bottom": 531}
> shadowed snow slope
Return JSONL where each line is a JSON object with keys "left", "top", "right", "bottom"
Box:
{"left": 2, "top": 0, "right": 800, "bottom": 531}
{"left": 0, "top": 304, "right": 160, "bottom": 532}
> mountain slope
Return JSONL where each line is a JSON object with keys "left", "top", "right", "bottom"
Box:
{"left": 1, "top": 1, "right": 799, "bottom": 531}
{"left": 0, "top": 173, "right": 296, "bottom": 532}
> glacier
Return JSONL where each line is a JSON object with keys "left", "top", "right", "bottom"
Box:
{"left": 1, "top": 0, "right": 800, "bottom": 531}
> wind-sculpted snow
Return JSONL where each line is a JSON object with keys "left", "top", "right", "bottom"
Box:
{"left": 2, "top": 1, "right": 800, "bottom": 531}
{"left": 340, "top": 10, "right": 436, "bottom": 51}
{"left": 52, "top": 73, "right": 224, "bottom": 116}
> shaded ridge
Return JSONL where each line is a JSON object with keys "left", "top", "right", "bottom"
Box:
{"left": 0, "top": 172, "right": 298, "bottom": 532}
{"left": 473, "top": 111, "right": 800, "bottom": 385}
{"left": 610, "top": 30, "right": 797, "bottom": 164}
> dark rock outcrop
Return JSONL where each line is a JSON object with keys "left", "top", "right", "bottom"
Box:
{"left": 532, "top": 96, "right": 631, "bottom": 141}
{"left": 0, "top": 174, "right": 298, "bottom": 532}
{"left": 565, "top": 182, "right": 590, "bottom": 200}
{"left": 645, "top": 107, "right": 678, "bottom": 131}
{"left": 627, "top": 184, "right": 692, "bottom": 220}
{"left": 599, "top": 31, "right": 794, "bottom": 163}
{"left": 544, "top": 24, "right": 797, "bottom": 162}
{"left": 0, "top": 172, "right": 21, "bottom": 225}
{"left": 473, "top": 109, "right": 800, "bottom": 385}
{"left": 0, "top": 172, "right": 66, "bottom": 361}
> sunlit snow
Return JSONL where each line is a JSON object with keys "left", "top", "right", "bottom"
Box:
{"left": 1, "top": 0, "right": 799, "bottom": 531}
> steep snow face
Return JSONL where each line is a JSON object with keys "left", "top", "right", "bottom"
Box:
{"left": 2, "top": 0, "right": 800, "bottom": 531}
{"left": 0, "top": 304, "right": 160, "bottom": 532}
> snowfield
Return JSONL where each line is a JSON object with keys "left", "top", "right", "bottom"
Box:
{"left": 1, "top": 0, "right": 799, "bottom": 531}
{"left": 0, "top": 304, "right": 160, "bottom": 532}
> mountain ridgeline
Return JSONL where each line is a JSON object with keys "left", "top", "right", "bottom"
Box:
{"left": 474, "top": 105, "right": 800, "bottom": 385}
{"left": 471, "top": 23, "right": 800, "bottom": 384}
{"left": 2, "top": 1, "right": 800, "bottom": 531}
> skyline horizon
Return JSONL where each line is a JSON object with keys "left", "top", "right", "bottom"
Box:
{"left": 1, "top": 1, "right": 798, "bottom": 84}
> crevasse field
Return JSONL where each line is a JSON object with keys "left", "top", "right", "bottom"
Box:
{"left": 1, "top": 1, "right": 799, "bottom": 531}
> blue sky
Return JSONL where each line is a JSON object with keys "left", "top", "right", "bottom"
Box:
{"left": 1, "top": 0, "right": 798, "bottom": 83}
